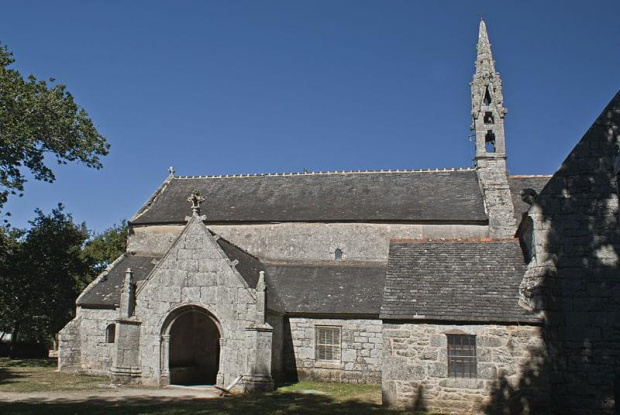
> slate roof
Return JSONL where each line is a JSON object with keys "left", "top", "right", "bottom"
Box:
{"left": 78, "top": 237, "right": 286, "bottom": 312}
{"left": 78, "top": 243, "right": 383, "bottom": 315}
{"left": 380, "top": 239, "right": 541, "bottom": 323}
{"left": 216, "top": 237, "right": 285, "bottom": 313}
{"left": 508, "top": 175, "right": 550, "bottom": 225}
{"left": 130, "top": 169, "right": 487, "bottom": 225}
{"left": 77, "top": 254, "right": 160, "bottom": 307}
{"left": 264, "top": 261, "right": 387, "bottom": 316}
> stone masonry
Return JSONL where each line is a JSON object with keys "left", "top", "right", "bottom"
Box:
{"left": 518, "top": 92, "right": 620, "bottom": 414}
{"left": 285, "top": 318, "right": 382, "bottom": 384}
{"left": 127, "top": 222, "right": 489, "bottom": 261}
{"left": 471, "top": 20, "right": 516, "bottom": 239}
{"left": 59, "top": 307, "right": 118, "bottom": 375}
{"left": 60, "top": 20, "right": 620, "bottom": 414}
{"left": 382, "top": 323, "right": 548, "bottom": 414}
{"left": 117, "top": 214, "right": 273, "bottom": 390}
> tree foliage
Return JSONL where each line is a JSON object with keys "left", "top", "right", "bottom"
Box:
{"left": 0, "top": 205, "right": 90, "bottom": 349}
{"left": 82, "top": 220, "right": 128, "bottom": 280}
{"left": 0, "top": 209, "right": 128, "bottom": 352}
{"left": 0, "top": 43, "right": 109, "bottom": 211}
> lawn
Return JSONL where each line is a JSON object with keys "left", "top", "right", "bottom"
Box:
{"left": 0, "top": 358, "right": 437, "bottom": 414}
{"left": 0, "top": 358, "right": 109, "bottom": 393}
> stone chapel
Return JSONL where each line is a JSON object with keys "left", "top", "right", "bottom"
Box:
{"left": 59, "top": 20, "right": 620, "bottom": 415}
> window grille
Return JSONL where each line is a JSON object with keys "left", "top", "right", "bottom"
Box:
{"left": 106, "top": 324, "right": 116, "bottom": 344}
{"left": 447, "top": 334, "right": 477, "bottom": 378}
{"left": 316, "top": 326, "right": 341, "bottom": 361}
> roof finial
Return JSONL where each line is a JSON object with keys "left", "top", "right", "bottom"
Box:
{"left": 168, "top": 166, "right": 175, "bottom": 176}
{"left": 187, "top": 190, "right": 205, "bottom": 216}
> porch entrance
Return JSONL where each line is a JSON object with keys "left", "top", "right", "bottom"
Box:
{"left": 166, "top": 306, "right": 221, "bottom": 385}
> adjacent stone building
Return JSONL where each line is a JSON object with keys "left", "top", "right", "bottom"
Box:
{"left": 59, "top": 20, "right": 619, "bottom": 414}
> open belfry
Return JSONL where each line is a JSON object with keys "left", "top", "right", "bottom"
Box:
{"left": 59, "top": 20, "right": 620, "bottom": 414}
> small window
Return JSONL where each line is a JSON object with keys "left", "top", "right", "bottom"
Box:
{"left": 447, "top": 334, "right": 477, "bottom": 378}
{"left": 485, "top": 130, "right": 496, "bottom": 153}
{"left": 335, "top": 248, "right": 343, "bottom": 260}
{"left": 483, "top": 88, "right": 492, "bottom": 106}
{"left": 483, "top": 112, "right": 494, "bottom": 124}
{"left": 106, "top": 324, "right": 116, "bottom": 344}
{"left": 316, "top": 326, "right": 341, "bottom": 361}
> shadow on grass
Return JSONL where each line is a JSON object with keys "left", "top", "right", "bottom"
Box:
{"left": 0, "top": 368, "right": 28, "bottom": 386}
{"left": 0, "top": 358, "right": 57, "bottom": 368}
{"left": 0, "top": 392, "right": 416, "bottom": 415}
{"left": 0, "top": 358, "right": 56, "bottom": 388}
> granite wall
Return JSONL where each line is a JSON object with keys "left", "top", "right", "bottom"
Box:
{"left": 133, "top": 217, "right": 272, "bottom": 390}
{"left": 284, "top": 317, "right": 382, "bottom": 384}
{"left": 58, "top": 307, "right": 118, "bottom": 375}
{"left": 518, "top": 92, "right": 620, "bottom": 415}
{"left": 382, "top": 323, "right": 547, "bottom": 414}
{"left": 127, "top": 223, "right": 489, "bottom": 261}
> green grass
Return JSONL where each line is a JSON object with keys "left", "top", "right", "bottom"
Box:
{"left": 277, "top": 380, "right": 381, "bottom": 403}
{"left": 0, "top": 358, "right": 109, "bottom": 392}
{"left": 0, "top": 359, "right": 439, "bottom": 414}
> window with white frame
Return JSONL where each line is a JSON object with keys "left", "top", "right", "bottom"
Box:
{"left": 316, "top": 326, "right": 341, "bottom": 361}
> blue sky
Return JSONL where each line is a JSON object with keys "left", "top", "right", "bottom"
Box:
{"left": 1, "top": 1, "right": 619, "bottom": 233}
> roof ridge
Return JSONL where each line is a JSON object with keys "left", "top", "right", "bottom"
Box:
{"left": 509, "top": 174, "right": 552, "bottom": 178}
{"left": 391, "top": 237, "right": 518, "bottom": 244}
{"left": 172, "top": 167, "right": 475, "bottom": 179}
{"left": 262, "top": 259, "right": 387, "bottom": 267}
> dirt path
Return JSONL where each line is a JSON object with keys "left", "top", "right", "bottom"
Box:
{"left": 0, "top": 385, "right": 220, "bottom": 403}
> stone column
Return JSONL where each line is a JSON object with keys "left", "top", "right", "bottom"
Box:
{"left": 216, "top": 337, "right": 225, "bottom": 386}
{"left": 159, "top": 334, "right": 171, "bottom": 386}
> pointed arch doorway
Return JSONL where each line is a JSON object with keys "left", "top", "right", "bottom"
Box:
{"left": 160, "top": 305, "right": 221, "bottom": 385}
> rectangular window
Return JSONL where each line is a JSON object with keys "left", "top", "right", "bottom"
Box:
{"left": 316, "top": 326, "right": 341, "bottom": 361}
{"left": 106, "top": 324, "right": 116, "bottom": 344}
{"left": 447, "top": 334, "right": 477, "bottom": 378}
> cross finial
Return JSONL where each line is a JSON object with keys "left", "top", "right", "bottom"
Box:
{"left": 478, "top": 13, "right": 484, "bottom": 21}
{"left": 187, "top": 190, "right": 205, "bottom": 216}
{"left": 168, "top": 166, "right": 175, "bottom": 176}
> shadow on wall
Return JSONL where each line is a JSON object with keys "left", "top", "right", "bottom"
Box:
{"left": 484, "top": 92, "right": 620, "bottom": 415}
{"left": 483, "top": 344, "right": 550, "bottom": 414}
{"left": 282, "top": 317, "right": 299, "bottom": 383}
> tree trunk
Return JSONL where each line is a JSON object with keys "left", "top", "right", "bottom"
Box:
{"left": 9, "top": 322, "right": 19, "bottom": 359}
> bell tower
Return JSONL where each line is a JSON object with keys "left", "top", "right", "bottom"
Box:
{"left": 471, "top": 19, "right": 516, "bottom": 238}
{"left": 471, "top": 19, "right": 507, "bottom": 159}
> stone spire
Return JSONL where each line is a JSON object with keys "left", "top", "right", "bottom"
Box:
{"left": 470, "top": 19, "right": 516, "bottom": 238}
{"left": 471, "top": 18, "right": 507, "bottom": 159}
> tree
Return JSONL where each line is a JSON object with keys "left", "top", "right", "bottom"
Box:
{"left": 0, "top": 226, "right": 22, "bottom": 341}
{"left": 0, "top": 42, "right": 109, "bottom": 213}
{"left": 82, "top": 220, "right": 128, "bottom": 281}
{"left": 0, "top": 204, "right": 90, "bottom": 355}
